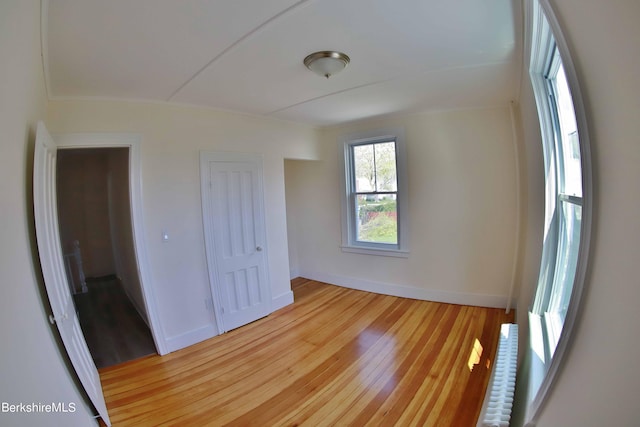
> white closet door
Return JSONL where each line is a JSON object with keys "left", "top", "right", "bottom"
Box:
{"left": 202, "top": 152, "right": 271, "bottom": 332}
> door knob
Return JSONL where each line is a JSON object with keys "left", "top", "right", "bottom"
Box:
{"left": 256, "top": 246, "right": 263, "bottom": 252}
{"left": 49, "top": 312, "right": 69, "bottom": 324}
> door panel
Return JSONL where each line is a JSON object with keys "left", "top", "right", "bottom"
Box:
{"left": 33, "top": 122, "right": 111, "bottom": 426}
{"left": 203, "top": 155, "right": 271, "bottom": 332}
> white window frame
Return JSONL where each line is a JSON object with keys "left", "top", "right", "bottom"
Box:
{"left": 524, "top": 0, "right": 593, "bottom": 424}
{"left": 339, "top": 128, "right": 409, "bottom": 257}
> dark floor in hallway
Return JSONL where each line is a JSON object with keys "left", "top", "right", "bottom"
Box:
{"left": 74, "top": 277, "right": 156, "bottom": 368}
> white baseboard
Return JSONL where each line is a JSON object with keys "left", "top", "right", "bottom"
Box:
{"left": 164, "top": 324, "right": 218, "bottom": 354}
{"left": 271, "top": 290, "right": 294, "bottom": 312}
{"left": 301, "top": 270, "right": 512, "bottom": 309}
{"left": 163, "top": 291, "right": 294, "bottom": 354}
{"left": 289, "top": 268, "right": 300, "bottom": 280}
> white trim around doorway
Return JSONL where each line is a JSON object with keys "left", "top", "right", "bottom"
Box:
{"left": 53, "top": 132, "right": 167, "bottom": 355}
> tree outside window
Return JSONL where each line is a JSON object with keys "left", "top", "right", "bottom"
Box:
{"left": 340, "top": 128, "right": 408, "bottom": 257}
{"left": 352, "top": 141, "right": 398, "bottom": 244}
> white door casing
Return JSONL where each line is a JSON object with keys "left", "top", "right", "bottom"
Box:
{"left": 52, "top": 131, "right": 166, "bottom": 355}
{"left": 200, "top": 152, "right": 271, "bottom": 333}
{"left": 33, "top": 122, "right": 111, "bottom": 426}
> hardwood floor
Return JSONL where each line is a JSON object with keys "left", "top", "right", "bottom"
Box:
{"left": 99, "top": 278, "right": 514, "bottom": 426}
{"left": 75, "top": 277, "right": 156, "bottom": 368}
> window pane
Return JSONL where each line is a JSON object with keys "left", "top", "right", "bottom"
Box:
{"left": 374, "top": 142, "right": 397, "bottom": 192}
{"left": 544, "top": 200, "right": 581, "bottom": 357}
{"left": 356, "top": 194, "right": 397, "bottom": 244}
{"left": 353, "top": 144, "right": 375, "bottom": 192}
{"left": 554, "top": 64, "right": 582, "bottom": 197}
{"left": 548, "top": 200, "right": 581, "bottom": 323}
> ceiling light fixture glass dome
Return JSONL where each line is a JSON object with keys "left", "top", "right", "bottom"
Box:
{"left": 304, "top": 51, "right": 350, "bottom": 79}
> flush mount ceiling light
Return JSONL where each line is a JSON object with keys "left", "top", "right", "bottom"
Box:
{"left": 304, "top": 51, "right": 350, "bottom": 79}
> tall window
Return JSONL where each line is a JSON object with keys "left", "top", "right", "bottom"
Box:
{"left": 340, "top": 129, "right": 408, "bottom": 257}
{"left": 352, "top": 141, "right": 398, "bottom": 244}
{"left": 533, "top": 47, "right": 583, "bottom": 357}
{"left": 526, "top": 0, "right": 592, "bottom": 420}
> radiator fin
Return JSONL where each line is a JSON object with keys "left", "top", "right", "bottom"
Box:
{"left": 478, "top": 323, "right": 518, "bottom": 427}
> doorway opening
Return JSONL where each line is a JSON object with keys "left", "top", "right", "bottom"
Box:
{"left": 57, "top": 147, "right": 156, "bottom": 368}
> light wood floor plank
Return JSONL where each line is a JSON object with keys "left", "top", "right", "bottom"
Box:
{"left": 99, "top": 278, "right": 513, "bottom": 426}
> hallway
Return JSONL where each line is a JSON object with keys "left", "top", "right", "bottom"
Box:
{"left": 74, "top": 277, "right": 155, "bottom": 368}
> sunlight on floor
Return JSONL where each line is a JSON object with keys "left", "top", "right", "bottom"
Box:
{"left": 468, "top": 338, "right": 484, "bottom": 372}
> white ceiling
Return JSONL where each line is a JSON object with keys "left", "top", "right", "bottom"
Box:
{"left": 45, "top": 0, "right": 522, "bottom": 126}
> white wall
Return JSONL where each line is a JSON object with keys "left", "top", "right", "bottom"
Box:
{"left": 284, "top": 159, "right": 309, "bottom": 279}
{"left": 47, "top": 100, "right": 321, "bottom": 351}
{"left": 107, "top": 148, "right": 149, "bottom": 320}
{"left": 0, "top": 1, "right": 98, "bottom": 426}
{"left": 514, "top": 0, "right": 640, "bottom": 425}
{"left": 288, "top": 108, "right": 519, "bottom": 307}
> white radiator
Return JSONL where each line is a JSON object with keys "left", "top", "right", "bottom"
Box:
{"left": 477, "top": 323, "right": 518, "bottom": 427}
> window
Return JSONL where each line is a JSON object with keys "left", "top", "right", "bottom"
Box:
{"left": 339, "top": 129, "right": 408, "bottom": 257}
{"left": 533, "top": 48, "right": 583, "bottom": 356}
{"left": 526, "top": 0, "right": 592, "bottom": 421}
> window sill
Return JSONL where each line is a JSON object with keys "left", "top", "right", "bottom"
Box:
{"left": 340, "top": 245, "right": 409, "bottom": 258}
